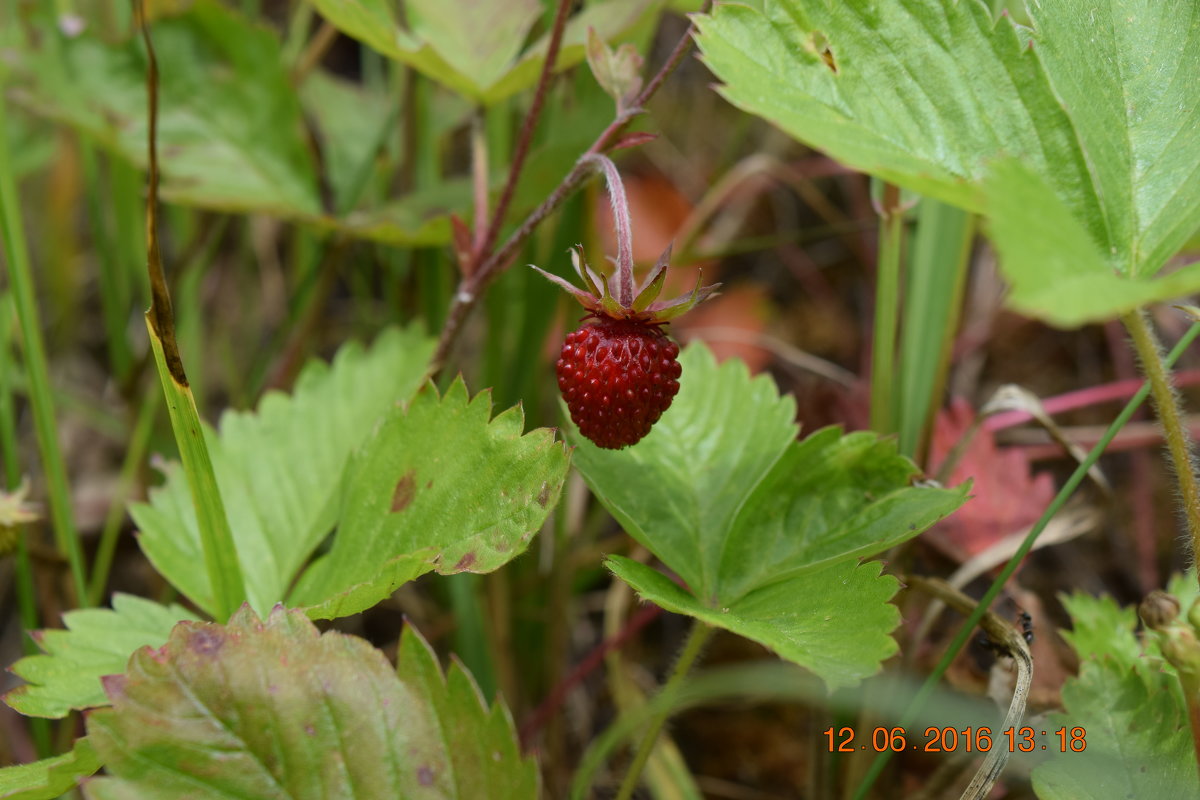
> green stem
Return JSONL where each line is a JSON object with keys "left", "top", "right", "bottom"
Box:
{"left": 870, "top": 184, "right": 904, "bottom": 435}
{"left": 853, "top": 321, "right": 1200, "bottom": 799}
{"left": 1123, "top": 310, "right": 1200, "bottom": 576}
{"left": 614, "top": 621, "right": 713, "bottom": 800}
{"left": 0, "top": 87, "right": 90, "bottom": 607}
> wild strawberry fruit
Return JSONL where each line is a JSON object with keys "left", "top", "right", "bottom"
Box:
{"left": 556, "top": 318, "right": 681, "bottom": 448}
{"left": 532, "top": 155, "right": 718, "bottom": 449}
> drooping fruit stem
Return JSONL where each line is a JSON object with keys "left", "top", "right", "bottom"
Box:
{"left": 581, "top": 153, "right": 636, "bottom": 307}
{"left": 1123, "top": 310, "right": 1200, "bottom": 581}
{"left": 614, "top": 620, "right": 713, "bottom": 800}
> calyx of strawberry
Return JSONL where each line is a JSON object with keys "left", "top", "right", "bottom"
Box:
{"left": 531, "top": 154, "right": 718, "bottom": 323}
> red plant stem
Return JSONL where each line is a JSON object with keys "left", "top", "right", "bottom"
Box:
{"left": 430, "top": 15, "right": 703, "bottom": 375}
{"left": 984, "top": 369, "right": 1200, "bottom": 432}
{"left": 476, "top": 0, "right": 572, "bottom": 262}
{"left": 518, "top": 603, "right": 662, "bottom": 749}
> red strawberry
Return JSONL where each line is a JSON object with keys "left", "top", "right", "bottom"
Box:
{"left": 532, "top": 155, "right": 717, "bottom": 449}
{"left": 557, "top": 318, "right": 682, "bottom": 449}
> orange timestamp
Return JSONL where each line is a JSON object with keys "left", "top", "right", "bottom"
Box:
{"left": 824, "top": 726, "right": 1087, "bottom": 753}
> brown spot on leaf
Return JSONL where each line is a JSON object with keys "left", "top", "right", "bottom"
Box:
{"left": 188, "top": 628, "right": 224, "bottom": 656}
{"left": 454, "top": 552, "right": 476, "bottom": 571}
{"left": 536, "top": 481, "right": 551, "bottom": 507}
{"left": 391, "top": 470, "right": 417, "bottom": 512}
{"left": 418, "top": 765, "right": 435, "bottom": 786}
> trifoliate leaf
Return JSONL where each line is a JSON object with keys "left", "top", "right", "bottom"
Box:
{"left": 4, "top": 595, "right": 197, "bottom": 719}
{"left": 83, "top": 607, "right": 538, "bottom": 799}
{"left": 0, "top": 739, "right": 100, "bottom": 800}
{"left": 573, "top": 344, "right": 966, "bottom": 686}
{"left": 291, "top": 378, "right": 569, "bottom": 619}
{"left": 132, "top": 327, "right": 433, "bottom": 616}
{"left": 571, "top": 345, "right": 797, "bottom": 598}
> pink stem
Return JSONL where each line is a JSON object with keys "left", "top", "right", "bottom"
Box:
{"left": 581, "top": 153, "right": 635, "bottom": 305}
{"left": 985, "top": 369, "right": 1200, "bottom": 432}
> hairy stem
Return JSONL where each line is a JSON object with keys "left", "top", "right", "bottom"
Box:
{"left": 1123, "top": 310, "right": 1200, "bottom": 576}
{"left": 581, "top": 153, "right": 635, "bottom": 304}
{"left": 614, "top": 621, "right": 713, "bottom": 800}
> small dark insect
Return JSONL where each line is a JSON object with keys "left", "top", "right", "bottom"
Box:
{"left": 1019, "top": 609, "right": 1034, "bottom": 645}
{"left": 973, "top": 609, "right": 1034, "bottom": 658}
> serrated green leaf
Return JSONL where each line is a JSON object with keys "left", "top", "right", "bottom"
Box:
{"left": 572, "top": 345, "right": 964, "bottom": 604}
{"left": 0, "top": 738, "right": 100, "bottom": 800}
{"left": 1031, "top": 658, "right": 1198, "bottom": 800}
{"left": 13, "top": 1, "right": 455, "bottom": 244}
{"left": 395, "top": 623, "right": 539, "bottom": 797}
{"left": 310, "top": 0, "right": 660, "bottom": 104}
{"left": 291, "top": 378, "right": 569, "bottom": 618}
{"left": 132, "top": 327, "right": 434, "bottom": 617}
{"left": 694, "top": 0, "right": 1097, "bottom": 223}
{"left": 696, "top": 0, "right": 1200, "bottom": 326}
{"left": 574, "top": 344, "right": 965, "bottom": 686}
{"left": 83, "top": 607, "right": 537, "bottom": 799}
{"left": 1057, "top": 591, "right": 1143, "bottom": 668}
{"left": 717, "top": 427, "right": 968, "bottom": 602}
{"left": 4, "top": 595, "right": 198, "bottom": 719}
{"left": 1036, "top": 581, "right": 1200, "bottom": 799}
{"left": 608, "top": 555, "right": 902, "bottom": 691}
{"left": 571, "top": 345, "right": 797, "bottom": 598}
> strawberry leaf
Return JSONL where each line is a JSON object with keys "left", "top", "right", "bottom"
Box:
{"left": 308, "top": 0, "right": 658, "bottom": 105}
{"left": 4, "top": 595, "right": 198, "bottom": 719}
{"left": 695, "top": 0, "right": 1200, "bottom": 326}
{"left": 1031, "top": 586, "right": 1199, "bottom": 798}
{"left": 131, "top": 327, "right": 433, "bottom": 617}
{"left": 290, "top": 378, "right": 569, "bottom": 619}
{"left": 83, "top": 607, "right": 537, "bottom": 799}
{"left": 608, "top": 556, "right": 903, "bottom": 691}
{"left": 571, "top": 344, "right": 966, "bottom": 687}
{"left": 0, "top": 738, "right": 100, "bottom": 800}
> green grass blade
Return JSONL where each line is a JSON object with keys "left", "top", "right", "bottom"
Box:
{"left": 0, "top": 87, "right": 89, "bottom": 607}
{"left": 138, "top": 2, "right": 244, "bottom": 620}
{"left": 896, "top": 199, "right": 974, "bottom": 459}
{"left": 0, "top": 293, "right": 52, "bottom": 757}
{"left": 145, "top": 317, "right": 245, "bottom": 620}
